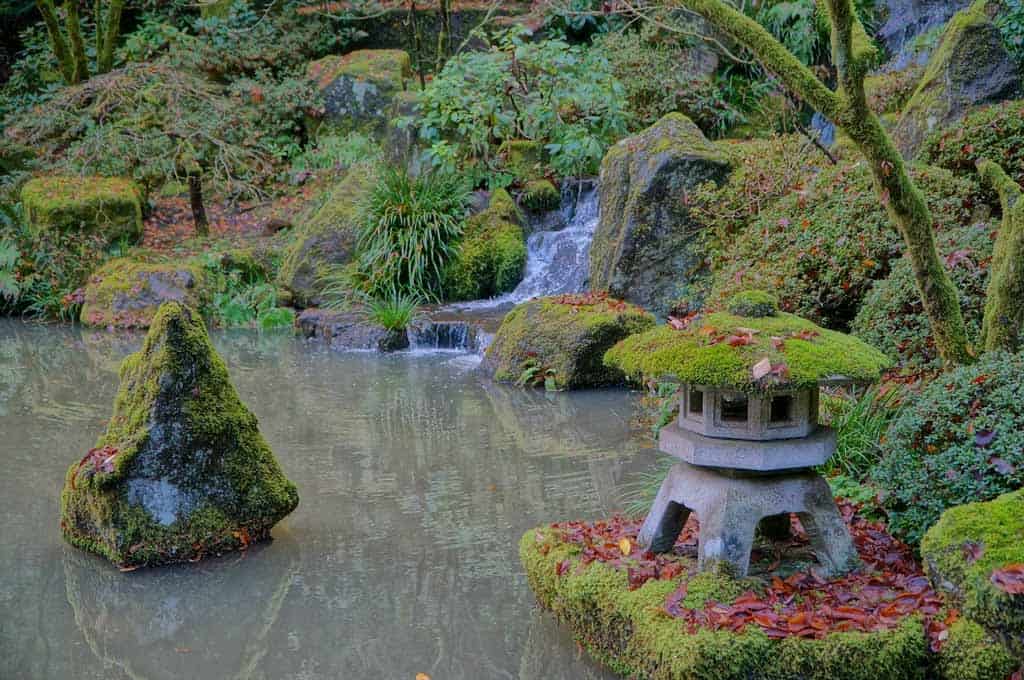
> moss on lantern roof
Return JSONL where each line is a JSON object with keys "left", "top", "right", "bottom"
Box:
{"left": 604, "top": 292, "right": 890, "bottom": 393}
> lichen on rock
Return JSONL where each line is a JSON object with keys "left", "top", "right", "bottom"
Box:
{"left": 481, "top": 294, "right": 655, "bottom": 390}
{"left": 80, "top": 256, "right": 211, "bottom": 329}
{"left": 61, "top": 302, "right": 299, "bottom": 568}
{"left": 21, "top": 175, "right": 143, "bottom": 245}
{"left": 590, "top": 113, "right": 731, "bottom": 316}
{"left": 308, "top": 49, "right": 412, "bottom": 139}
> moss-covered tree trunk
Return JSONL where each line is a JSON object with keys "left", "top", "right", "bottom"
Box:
{"left": 671, "top": 0, "right": 972, "bottom": 366}
{"left": 978, "top": 161, "right": 1024, "bottom": 353}
{"left": 35, "top": 0, "right": 124, "bottom": 83}
{"left": 94, "top": 0, "right": 125, "bottom": 74}
{"left": 188, "top": 173, "right": 210, "bottom": 237}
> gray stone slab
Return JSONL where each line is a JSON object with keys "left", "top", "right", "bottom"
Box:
{"left": 659, "top": 422, "right": 836, "bottom": 472}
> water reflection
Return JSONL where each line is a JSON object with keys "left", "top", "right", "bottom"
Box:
{"left": 0, "top": 319, "right": 649, "bottom": 680}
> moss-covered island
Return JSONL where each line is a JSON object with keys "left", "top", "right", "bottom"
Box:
{"left": 60, "top": 302, "right": 299, "bottom": 568}
{"left": 605, "top": 291, "right": 891, "bottom": 393}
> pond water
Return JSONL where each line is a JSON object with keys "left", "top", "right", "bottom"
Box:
{"left": 0, "top": 319, "right": 654, "bottom": 680}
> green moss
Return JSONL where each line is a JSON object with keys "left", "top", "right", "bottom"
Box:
{"left": 484, "top": 296, "right": 655, "bottom": 389}
{"left": 21, "top": 175, "right": 143, "bottom": 244}
{"left": 864, "top": 66, "right": 924, "bottom": 115}
{"left": 520, "top": 527, "right": 928, "bottom": 680}
{"left": 725, "top": 290, "right": 779, "bottom": 318}
{"left": 934, "top": 619, "right": 1016, "bottom": 680}
{"left": 80, "top": 256, "right": 211, "bottom": 329}
{"left": 520, "top": 179, "right": 560, "bottom": 212}
{"left": 307, "top": 49, "right": 411, "bottom": 91}
{"left": 921, "top": 100, "right": 1024, "bottom": 186}
{"left": 61, "top": 302, "right": 298, "bottom": 567}
{"left": 442, "top": 188, "right": 526, "bottom": 301}
{"left": 499, "top": 139, "right": 546, "bottom": 182}
{"left": 199, "top": 0, "right": 241, "bottom": 18}
{"left": 606, "top": 309, "right": 890, "bottom": 393}
{"left": 277, "top": 165, "right": 375, "bottom": 306}
{"left": 922, "top": 489, "right": 1024, "bottom": 657}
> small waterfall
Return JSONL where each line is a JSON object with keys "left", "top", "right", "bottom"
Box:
{"left": 457, "top": 179, "right": 600, "bottom": 310}
{"left": 407, "top": 320, "right": 484, "bottom": 353}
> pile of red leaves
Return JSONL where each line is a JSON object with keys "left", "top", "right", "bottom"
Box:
{"left": 70, "top": 445, "right": 119, "bottom": 489}
{"left": 548, "top": 501, "right": 957, "bottom": 651}
{"left": 550, "top": 291, "right": 630, "bottom": 311}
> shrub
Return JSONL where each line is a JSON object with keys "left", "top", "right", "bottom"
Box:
{"left": 919, "top": 100, "right": 1024, "bottom": 187}
{"left": 819, "top": 386, "right": 901, "bottom": 479}
{"left": 706, "top": 162, "right": 983, "bottom": 329}
{"left": 996, "top": 0, "right": 1024, "bottom": 67}
{"left": 852, "top": 224, "right": 994, "bottom": 373}
{"left": 290, "top": 132, "right": 382, "bottom": 174}
{"left": 441, "top": 188, "right": 526, "bottom": 301}
{"left": 872, "top": 351, "right": 1024, "bottom": 545}
{"left": 357, "top": 167, "right": 470, "bottom": 299}
{"left": 413, "top": 32, "right": 630, "bottom": 180}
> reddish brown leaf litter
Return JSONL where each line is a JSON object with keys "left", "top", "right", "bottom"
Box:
{"left": 991, "top": 565, "right": 1024, "bottom": 595}
{"left": 550, "top": 291, "right": 630, "bottom": 312}
{"left": 549, "top": 501, "right": 957, "bottom": 652}
{"left": 70, "top": 445, "right": 119, "bottom": 489}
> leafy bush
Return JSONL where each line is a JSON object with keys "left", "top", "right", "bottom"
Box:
{"left": 203, "top": 252, "right": 294, "bottom": 329}
{"left": 540, "top": 0, "right": 625, "bottom": 41}
{"left": 872, "top": 351, "right": 1024, "bottom": 545}
{"left": 290, "top": 132, "right": 382, "bottom": 174}
{"left": 920, "top": 100, "right": 1024, "bottom": 187}
{"left": 705, "top": 160, "right": 983, "bottom": 329}
{"left": 0, "top": 237, "right": 19, "bottom": 305}
{"left": 996, "top": 0, "right": 1024, "bottom": 67}
{"left": 852, "top": 224, "right": 994, "bottom": 373}
{"left": 357, "top": 167, "right": 470, "bottom": 299}
{"left": 412, "top": 32, "right": 630, "bottom": 180}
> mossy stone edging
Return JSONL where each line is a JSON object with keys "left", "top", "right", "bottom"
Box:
{"left": 519, "top": 527, "right": 929, "bottom": 680}
{"left": 922, "top": 489, "right": 1024, "bottom": 659}
{"left": 61, "top": 302, "right": 299, "bottom": 568}
{"left": 21, "top": 175, "right": 144, "bottom": 244}
{"left": 481, "top": 295, "right": 655, "bottom": 390}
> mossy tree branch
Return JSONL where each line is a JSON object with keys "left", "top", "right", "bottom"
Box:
{"left": 64, "top": 0, "right": 89, "bottom": 84}
{"left": 35, "top": 0, "right": 76, "bottom": 84}
{"left": 670, "top": 0, "right": 972, "bottom": 366}
{"left": 35, "top": 0, "right": 125, "bottom": 84}
{"left": 94, "top": 0, "right": 125, "bottom": 74}
{"left": 978, "top": 160, "right": 1024, "bottom": 353}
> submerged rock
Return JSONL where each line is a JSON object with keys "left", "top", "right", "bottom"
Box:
{"left": 590, "top": 113, "right": 731, "bottom": 316}
{"left": 308, "top": 49, "right": 412, "bottom": 139}
{"left": 61, "top": 302, "right": 299, "bottom": 568}
{"left": 80, "top": 257, "right": 210, "bottom": 329}
{"left": 894, "top": 0, "right": 1021, "bottom": 158}
{"left": 481, "top": 294, "right": 655, "bottom": 390}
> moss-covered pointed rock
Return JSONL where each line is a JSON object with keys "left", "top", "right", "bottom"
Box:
{"left": 60, "top": 302, "right": 298, "bottom": 568}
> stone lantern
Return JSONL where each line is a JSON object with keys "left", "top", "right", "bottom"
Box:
{"left": 606, "top": 290, "right": 891, "bottom": 577}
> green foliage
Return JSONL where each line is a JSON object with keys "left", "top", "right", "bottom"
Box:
{"left": 0, "top": 237, "right": 20, "bottom": 305}
{"left": 203, "top": 253, "right": 293, "bottom": 329}
{"left": 920, "top": 100, "right": 1024, "bottom": 187}
{"left": 820, "top": 387, "right": 901, "bottom": 478}
{"left": 853, "top": 224, "right": 993, "bottom": 373}
{"left": 441, "top": 188, "right": 526, "bottom": 301}
{"left": 290, "top": 132, "right": 382, "bottom": 174}
{"left": 704, "top": 159, "right": 984, "bottom": 329}
{"left": 725, "top": 289, "right": 779, "bottom": 317}
{"left": 872, "top": 351, "right": 1024, "bottom": 545}
{"left": 541, "top": 0, "right": 625, "bottom": 41}
{"left": 357, "top": 167, "right": 470, "bottom": 299}
{"left": 412, "top": 31, "right": 630, "bottom": 180}
{"left": 996, "top": 0, "right": 1024, "bottom": 67}
{"left": 752, "top": 0, "right": 829, "bottom": 66}
{"left": 360, "top": 288, "right": 421, "bottom": 332}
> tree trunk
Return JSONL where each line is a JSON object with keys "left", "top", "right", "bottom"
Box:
{"left": 96, "top": 0, "right": 125, "bottom": 74}
{"left": 978, "top": 161, "right": 1024, "bottom": 353}
{"left": 436, "top": 0, "right": 452, "bottom": 73}
{"left": 188, "top": 173, "right": 210, "bottom": 237}
{"left": 64, "top": 0, "right": 89, "bottom": 84}
{"left": 672, "top": 0, "right": 972, "bottom": 366}
{"left": 35, "top": 0, "right": 76, "bottom": 84}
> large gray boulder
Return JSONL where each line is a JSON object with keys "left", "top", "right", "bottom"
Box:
{"left": 894, "top": 0, "right": 1021, "bottom": 159}
{"left": 878, "top": 0, "right": 971, "bottom": 69}
{"left": 589, "top": 113, "right": 731, "bottom": 316}
{"left": 307, "top": 49, "right": 411, "bottom": 140}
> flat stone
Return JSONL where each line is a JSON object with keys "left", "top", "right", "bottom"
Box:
{"left": 659, "top": 422, "right": 836, "bottom": 472}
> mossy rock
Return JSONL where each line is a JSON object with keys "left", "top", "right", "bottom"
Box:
{"left": 308, "top": 49, "right": 411, "bottom": 139}
{"left": 499, "top": 139, "right": 546, "bottom": 183}
{"left": 591, "top": 113, "right": 731, "bottom": 316}
{"left": 277, "top": 166, "right": 375, "bottom": 307}
{"left": 520, "top": 179, "right": 560, "bottom": 212}
{"left": 442, "top": 188, "right": 526, "bottom": 301}
{"left": 894, "top": 0, "right": 1021, "bottom": 158}
{"left": 605, "top": 295, "right": 891, "bottom": 394}
{"left": 520, "top": 527, "right": 929, "bottom": 680}
{"left": 21, "top": 175, "right": 143, "bottom": 244}
{"left": 922, "top": 489, "right": 1024, "bottom": 659}
{"left": 80, "top": 256, "right": 211, "bottom": 329}
{"left": 60, "top": 302, "right": 299, "bottom": 568}
{"left": 934, "top": 619, "right": 1017, "bottom": 680}
{"left": 481, "top": 295, "right": 655, "bottom": 390}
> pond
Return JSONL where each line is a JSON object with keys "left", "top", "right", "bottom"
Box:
{"left": 0, "top": 319, "right": 652, "bottom": 680}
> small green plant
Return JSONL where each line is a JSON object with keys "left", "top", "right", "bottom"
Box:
{"left": 360, "top": 288, "right": 421, "bottom": 331}
{"left": 997, "top": 0, "right": 1024, "bottom": 66}
{"left": 819, "top": 387, "right": 901, "bottom": 479}
{"left": 290, "top": 132, "right": 382, "bottom": 174}
{"left": 0, "top": 239, "right": 20, "bottom": 304}
{"left": 515, "top": 359, "right": 559, "bottom": 391}
{"left": 203, "top": 252, "right": 294, "bottom": 330}
{"left": 357, "top": 167, "right": 470, "bottom": 299}
{"left": 622, "top": 457, "right": 674, "bottom": 518}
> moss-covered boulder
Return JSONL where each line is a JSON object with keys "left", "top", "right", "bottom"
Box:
{"left": 922, "top": 490, "right": 1024, "bottom": 659}
{"left": 894, "top": 0, "right": 1021, "bottom": 158}
{"left": 498, "top": 139, "right": 546, "bottom": 182}
{"left": 590, "top": 113, "right": 731, "bottom": 316}
{"left": 481, "top": 294, "right": 655, "bottom": 390}
{"left": 21, "top": 175, "right": 143, "bottom": 244}
{"left": 80, "top": 257, "right": 211, "bottom": 329}
{"left": 442, "top": 188, "right": 526, "bottom": 301}
{"left": 60, "top": 302, "right": 299, "bottom": 568}
{"left": 520, "top": 527, "right": 930, "bottom": 680}
{"left": 520, "top": 179, "right": 560, "bottom": 212}
{"left": 308, "top": 49, "right": 411, "bottom": 139}
{"left": 934, "top": 618, "right": 1018, "bottom": 680}
{"left": 605, "top": 292, "right": 891, "bottom": 394}
{"left": 278, "top": 166, "right": 374, "bottom": 307}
